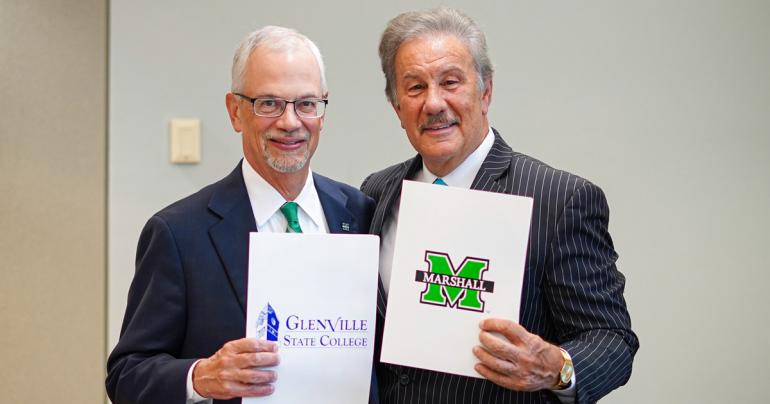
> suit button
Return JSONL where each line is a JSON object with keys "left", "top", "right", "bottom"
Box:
{"left": 399, "top": 374, "right": 410, "bottom": 386}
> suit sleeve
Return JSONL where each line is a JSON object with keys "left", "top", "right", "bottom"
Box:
{"left": 546, "top": 182, "right": 639, "bottom": 404}
{"left": 106, "top": 215, "right": 196, "bottom": 404}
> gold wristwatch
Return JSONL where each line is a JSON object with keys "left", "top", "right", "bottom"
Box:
{"left": 554, "top": 348, "right": 574, "bottom": 389}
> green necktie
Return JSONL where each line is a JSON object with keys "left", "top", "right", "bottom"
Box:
{"left": 433, "top": 178, "right": 448, "bottom": 186}
{"left": 280, "top": 202, "right": 303, "bottom": 233}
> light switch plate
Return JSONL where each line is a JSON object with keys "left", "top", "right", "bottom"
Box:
{"left": 170, "top": 118, "right": 201, "bottom": 164}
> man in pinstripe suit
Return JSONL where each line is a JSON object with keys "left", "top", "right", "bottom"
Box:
{"left": 361, "top": 8, "right": 638, "bottom": 403}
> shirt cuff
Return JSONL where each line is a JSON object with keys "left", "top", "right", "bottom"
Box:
{"left": 186, "top": 359, "right": 211, "bottom": 403}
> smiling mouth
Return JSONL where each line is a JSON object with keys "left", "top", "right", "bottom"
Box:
{"left": 268, "top": 137, "right": 308, "bottom": 152}
{"left": 274, "top": 138, "right": 303, "bottom": 143}
{"left": 421, "top": 121, "right": 458, "bottom": 133}
{"left": 269, "top": 137, "right": 306, "bottom": 145}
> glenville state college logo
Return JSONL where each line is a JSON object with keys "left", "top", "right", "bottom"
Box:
{"left": 415, "top": 250, "right": 495, "bottom": 312}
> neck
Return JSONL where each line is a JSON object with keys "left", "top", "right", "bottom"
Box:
{"left": 268, "top": 172, "right": 308, "bottom": 201}
{"left": 424, "top": 159, "right": 460, "bottom": 178}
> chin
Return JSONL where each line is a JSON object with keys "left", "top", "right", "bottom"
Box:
{"left": 422, "top": 141, "right": 461, "bottom": 156}
{"left": 276, "top": 162, "right": 307, "bottom": 173}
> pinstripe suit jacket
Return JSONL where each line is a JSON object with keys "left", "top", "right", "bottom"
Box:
{"left": 361, "top": 130, "right": 638, "bottom": 404}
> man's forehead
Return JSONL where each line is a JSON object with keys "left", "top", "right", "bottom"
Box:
{"left": 247, "top": 45, "right": 317, "bottom": 69}
{"left": 242, "top": 46, "right": 322, "bottom": 95}
{"left": 399, "top": 34, "right": 470, "bottom": 56}
{"left": 395, "top": 34, "right": 474, "bottom": 76}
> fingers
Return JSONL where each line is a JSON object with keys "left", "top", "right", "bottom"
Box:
{"left": 218, "top": 380, "right": 276, "bottom": 398}
{"left": 474, "top": 363, "right": 507, "bottom": 386}
{"left": 232, "top": 351, "right": 281, "bottom": 369}
{"left": 193, "top": 338, "right": 281, "bottom": 400}
{"left": 224, "top": 338, "right": 279, "bottom": 354}
{"left": 472, "top": 346, "right": 542, "bottom": 392}
{"left": 209, "top": 365, "right": 277, "bottom": 399}
{"left": 473, "top": 362, "right": 538, "bottom": 392}
{"left": 475, "top": 319, "right": 563, "bottom": 392}
{"left": 241, "top": 383, "right": 275, "bottom": 397}
{"left": 230, "top": 368, "right": 278, "bottom": 385}
{"left": 224, "top": 338, "right": 280, "bottom": 370}
{"left": 473, "top": 345, "right": 515, "bottom": 375}
{"left": 479, "top": 318, "right": 527, "bottom": 345}
{"left": 478, "top": 330, "right": 520, "bottom": 363}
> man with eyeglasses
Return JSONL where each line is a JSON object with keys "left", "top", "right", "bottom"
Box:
{"left": 107, "top": 26, "right": 375, "bottom": 403}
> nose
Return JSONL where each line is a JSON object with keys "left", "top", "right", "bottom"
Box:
{"left": 423, "top": 85, "right": 447, "bottom": 115}
{"left": 275, "top": 103, "right": 302, "bottom": 132}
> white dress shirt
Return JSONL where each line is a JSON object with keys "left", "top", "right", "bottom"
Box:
{"left": 241, "top": 159, "right": 329, "bottom": 234}
{"left": 186, "top": 160, "right": 328, "bottom": 403}
{"left": 377, "top": 128, "right": 576, "bottom": 402}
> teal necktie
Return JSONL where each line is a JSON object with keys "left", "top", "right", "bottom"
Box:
{"left": 433, "top": 178, "right": 448, "bottom": 186}
{"left": 280, "top": 202, "right": 303, "bottom": 233}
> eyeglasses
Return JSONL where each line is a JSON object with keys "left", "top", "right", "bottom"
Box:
{"left": 234, "top": 93, "right": 328, "bottom": 118}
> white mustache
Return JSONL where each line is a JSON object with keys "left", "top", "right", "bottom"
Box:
{"left": 420, "top": 113, "right": 458, "bottom": 131}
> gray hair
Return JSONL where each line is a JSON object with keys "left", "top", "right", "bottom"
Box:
{"left": 231, "top": 26, "right": 327, "bottom": 93}
{"left": 378, "top": 7, "right": 493, "bottom": 105}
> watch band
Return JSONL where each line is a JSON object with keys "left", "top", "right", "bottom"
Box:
{"left": 554, "top": 348, "right": 574, "bottom": 389}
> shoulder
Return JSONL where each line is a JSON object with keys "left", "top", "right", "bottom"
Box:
{"left": 150, "top": 166, "right": 242, "bottom": 229}
{"left": 482, "top": 130, "right": 601, "bottom": 199}
{"left": 155, "top": 183, "right": 213, "bottom": 219}
{"left": 501, "top": 151, "right": 612, "bottom": 229}
{"left": 508, "top": 151, "right": 602, "bottom": 196}
{"left": 360, "top": 157, "right": 415, "bottom": 200}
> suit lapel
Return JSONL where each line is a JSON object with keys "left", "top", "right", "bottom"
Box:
{"left": 370, "top": 157, "right": 422, "bottom": 235}
{"left": 314, "top": 173, "right": 357, "bottom": 234}
{"left": 369, "top": 177, "right": 398, "bottom": 235}
{"left": 470, "top": 128, "right": 513, "bottom": 193}
{"left": 376, "top": 274, "right": 388, "bottom": 318}
{"left": 208, "top": 162, "right": 256, "bottom": 314}
{"left": 372, "top": 157, "right": 422, "bottom": 317}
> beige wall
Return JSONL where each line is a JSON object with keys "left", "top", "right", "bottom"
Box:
{"left": 0, "top": 1, "right": 107, "bottom": 402}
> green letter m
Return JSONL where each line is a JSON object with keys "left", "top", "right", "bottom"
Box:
{"left": 419, "top": 251, "right": 490, "bottom": 312}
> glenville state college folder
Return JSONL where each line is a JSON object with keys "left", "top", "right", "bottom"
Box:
{"left": 245, "top": 233, "right": 379, "bottom": 404}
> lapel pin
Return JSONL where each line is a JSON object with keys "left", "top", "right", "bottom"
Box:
{"left": 342, "top": 222, "right": 350, "bottom": 232}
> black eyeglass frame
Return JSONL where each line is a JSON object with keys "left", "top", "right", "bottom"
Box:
{"left": 233, "top": 92, "right": 329, "bottom": 118}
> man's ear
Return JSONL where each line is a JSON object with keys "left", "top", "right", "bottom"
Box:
{"left": 319, "top": 91, "right": 329, "bottom": 131}
{"left": 225, "top": 92, "right": 243, "bottom": 133}
{"left": 481, "top": 79, "right": 493, "bottom": 116}
{"left": 391, "top": 101, "right": 406, "bottom": 129}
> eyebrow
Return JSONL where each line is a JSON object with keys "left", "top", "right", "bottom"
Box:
{"left": 401, "top": 73, "right": 422, "bottom": 82}
{"left": 438, "top": 66, "right": 466, "bottom": 77}
{"left": 400, "top": 66, "right": 467, "bottom": 82}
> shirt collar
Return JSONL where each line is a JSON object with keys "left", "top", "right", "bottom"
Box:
{"left": 417, "top": 127, "right": 495, "bottom": 188}
{"left": 241, "top": 160, "right": 324, "bottom": 229}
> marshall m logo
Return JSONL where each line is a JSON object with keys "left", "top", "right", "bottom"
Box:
{"left": 415, "top": 251, "right": 494, "bottom": 312}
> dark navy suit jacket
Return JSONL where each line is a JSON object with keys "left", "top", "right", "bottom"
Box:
{"left": 107, "top": 162, "right": 375, "bottom": 404}
{"left": 361, "top": 131, "right": 638, "bottom": 404}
